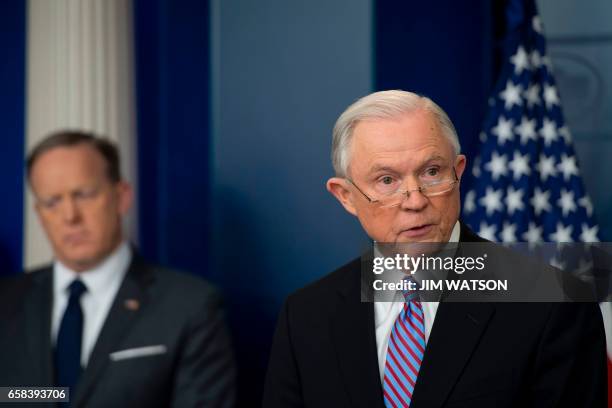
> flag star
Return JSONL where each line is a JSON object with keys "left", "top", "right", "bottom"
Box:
{"left": 536, "top": 154, "right": 557, "bottom": 182}
{"left": 530, "top": 49, "right": 542, "bottom": 68}
{"left": 510, "top": 46, "right": 530, "bottom": 75}
{"left": 479, "top": 131, "right": 487, "bottom": 142}
{"left": 478, "top": 222, "right": 497, "bottom": 241}
{"left": 542, "top": 56, "right": 553, "bottom": 70}
{"left": 557, "top": 188, "right": 577, "bottom": 217}
{"left": 479, "top": 187, "right": 504, "bottom": 216}
{"left": 580, "top": 224, "right": 599, "bottom": 242}
{"left": 505, "top": 186, "right": 525, "bottom": 215}
{"left": 530, "top": 187, "right": 551, "bottom": 216}
{"left": 578, "top": 196, "right": 593, "bottom": 217}
{"left": 464, "top": 190, "right": 476, "bottom": 214}
{"left": 472, "top": 157, "right": 482, "bottom": 178}
{"left": 509, "top": 151, "right": 531, "bottom": 180}
{"left": 501, "top": 222, "right": 517, "bottom": 243}
{"left": 524, "top": 83, "right": 541, "bottom": 108}
{"left": 516, "top": 116, "right": 537, "bottom": 144}
{"left": 532, "top": 16, "right": 542, "bottom": 33}
{"left": 558, "top": 126, "right": 572, "bottom": 144}
{"left": 539, "top": 118, "right": 558, "bottom": 146}
{"left": 523, "top": 222, "right": 543, "bottom": 243}
{"left": 491, "top": 116, "right": 514, "bottom": 145}
{"left": 484, "top": 152, "right": 508, "bottom": 180}
{"left": 499, "top": 80, "right": 523, "bottom": 110}
{"left": 543, "top": 84, "right": 560, "bottom": 109}
{"left": 549, "top": 222, "right": 573, "bottom": 242}
{"left": 557, "top": 154, "right": 579, "bottom": 181}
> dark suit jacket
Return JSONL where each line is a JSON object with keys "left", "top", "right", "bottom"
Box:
{"left": 0, "top": 253, "right": 236, "bottom": 408}
{"left": 263, "top": 223, "right": 607, "bottom": 407}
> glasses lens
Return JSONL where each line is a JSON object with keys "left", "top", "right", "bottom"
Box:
{"left": 377, "top": 179, "right": 457, "bottom": 208}
{"left": 423, "top": 179, "right": 456, "bottom": 196}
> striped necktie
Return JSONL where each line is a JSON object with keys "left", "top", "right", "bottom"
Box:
{"left": 382, "top": 285, "right": 426, "bottom": 407}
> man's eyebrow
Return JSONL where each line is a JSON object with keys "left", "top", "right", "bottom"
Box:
{"left": 422, "top": 154, "right": 446, "bottom": 163}
{"left": 416, "top": 155, "right": 447, "bottom": 169}
{"left": 367, "top": 165, "right": 400, "bottom": 175}
{"left": 368, "top": 155, "right": 447, "bottom": 174}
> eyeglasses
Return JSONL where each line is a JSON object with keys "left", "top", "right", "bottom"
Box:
{"left": 347, "top": 168, "right": 459, "bottom": 208}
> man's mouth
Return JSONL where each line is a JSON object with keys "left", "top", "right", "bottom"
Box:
{"left": 400, "top": 224, "right": 434, "bottom": 239}
{"left": 64, "top": 232, "right": 88, "bottom": 245}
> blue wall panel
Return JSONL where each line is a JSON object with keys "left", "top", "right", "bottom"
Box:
{"left": 211, "top": 0, "right": 372, "bottom": 403}
{"left": 0, "top": 0, "right": 25, "bottom": 276}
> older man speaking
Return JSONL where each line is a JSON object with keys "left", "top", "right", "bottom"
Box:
{"left": 263, "top": 90, "right": 606, "bottom": 408}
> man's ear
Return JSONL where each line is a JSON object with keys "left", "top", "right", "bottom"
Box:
{"left": 116, "top": 181, "right": 133, "bottom": 215}
{"left": 326, "top": 177, "right": 358, "bottom": 217}
{"left": 455, "top": 154, "right": 467, "bottom": 180}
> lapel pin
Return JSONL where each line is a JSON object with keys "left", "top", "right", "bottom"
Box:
{"left": 124, "top": 299, "right": 140, "bottom": 311}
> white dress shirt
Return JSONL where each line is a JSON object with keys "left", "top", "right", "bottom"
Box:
{"left": 374, "top": 221, "right": 461, "bottom": 380}
{"left": 52, "top": 241, "right": 132, "bottom": 367}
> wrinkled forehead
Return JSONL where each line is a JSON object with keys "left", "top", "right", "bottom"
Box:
{"left": 348, "top": 111, "right": 455, "bottom": 175}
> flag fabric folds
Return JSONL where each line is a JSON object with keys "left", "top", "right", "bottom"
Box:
{"left": 462, "top": 0, "right": 598, "bottom": 245}
{"left": 461, "top": 0, "right": 610, "bottom": 399}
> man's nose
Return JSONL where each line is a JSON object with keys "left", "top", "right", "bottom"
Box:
{"left": 60, "top": 197, "right": 82, "bottom": 223}
{"left": 399, "top": 187, "right": 428, "bottom": 211}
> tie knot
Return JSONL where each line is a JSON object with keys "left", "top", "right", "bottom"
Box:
{"left": 68, "top": 279, "right": 87, "bottom": 299}
{"left": 401, "top": 276, "right": 419, "bottom": 302}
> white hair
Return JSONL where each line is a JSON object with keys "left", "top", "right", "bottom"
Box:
{"left": 331, "top": 90, "right": 461, "bottom": 177}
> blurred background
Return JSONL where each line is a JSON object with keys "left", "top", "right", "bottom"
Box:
{"left": 1, "top": 0, "right": 610, "bottom": 405}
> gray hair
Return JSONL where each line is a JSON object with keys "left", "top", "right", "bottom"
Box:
{"left": 331, "top": 90, "right": 461, "bottom": 177}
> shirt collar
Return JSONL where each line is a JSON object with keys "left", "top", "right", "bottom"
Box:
{"left": 374, "top": 220, "right": 461, "bottom": 304}
{"left": 53, "top": 241, "right": 132, "bottom": 296}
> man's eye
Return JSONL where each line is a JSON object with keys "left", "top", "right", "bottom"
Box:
{"left": 40, "top": 197, "right": 60, "bottom": 209}
{"left": 380, "top": 176, "right": 394, "bottom": 185}
{"left": 74, "top": 189, "right": 98, "bottom": 200}
{"left": 425, "top": 167, "right": 440, "bottom": 177}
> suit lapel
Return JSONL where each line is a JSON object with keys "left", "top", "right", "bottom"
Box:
{"left": 410, "top": 302, "right": 494, "bottom": 407}
{"left": 23, "top": 269, "right": 54, "bottom": 385}
{"left": 410, "top": 221, "right": 494, "bottom": 407}
{"left": 331, "top": 258, "right": 385, "bottom": 408}
{"left": 72, "top": 256, "right": 153, "bottom": 407}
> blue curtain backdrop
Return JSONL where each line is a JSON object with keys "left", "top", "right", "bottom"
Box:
{"left": 0, "top": 0, "right": 25, "bottom": 276}
{"left": 375, "top": 0, "right": 495, "bottom": 188}
{"left": 134, "top": 0, "right": 211, "bottom": 274}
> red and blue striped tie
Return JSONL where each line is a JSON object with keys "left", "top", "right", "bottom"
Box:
{"left": 382, "top": 288, "right": 426, "bottom": 407}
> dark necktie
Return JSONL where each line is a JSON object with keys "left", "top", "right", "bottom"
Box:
{"left": 55, "top": 279, "right": 87, "bottom": 394}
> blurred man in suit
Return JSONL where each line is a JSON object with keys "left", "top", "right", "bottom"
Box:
{"left": 263, "top": 90, "right": 607, "bottom": 407}
{"left": 0, "top": 131, "right": 236, "bottom": 407}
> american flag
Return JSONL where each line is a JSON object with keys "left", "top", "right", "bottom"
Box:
{"left": 462, "top": 1, "right": 598, "bottom": 245}
{"left": 461, "top": 0, "right": 610, "bottom": 399}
